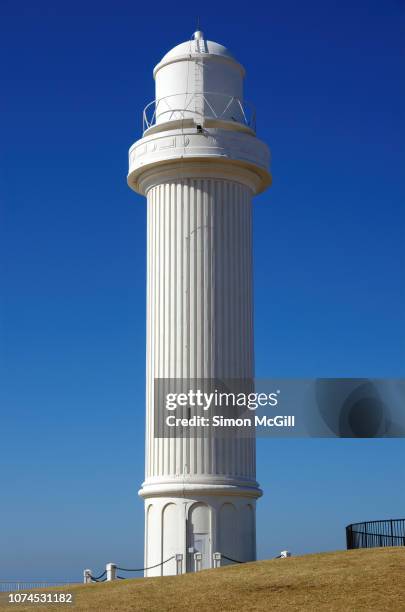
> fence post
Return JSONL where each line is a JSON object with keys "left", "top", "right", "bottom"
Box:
{"left": 106, "top": 563, "right": 117, "bottom": 581}
{"left": 213, "top": 552, "right": 221, "bottom": 569}
{"left": 346, "top": 525, "right": 352, "bottom": 550}
{"left": 175, "top": 554, "right": 183, "bottom": 575}
{"left": 194, "top": 552, "right": 202, "bottom": 572}
{"left": 83, "top": 569, "right": 92, "bottom": 584}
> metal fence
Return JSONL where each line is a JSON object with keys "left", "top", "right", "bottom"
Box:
{"left": 143, "top": 92, "right": 256, "bottom": 132}
{"left": 0, "top": 581, "right": 75, "bottom": 593}
{"left": 346, "top": 519, "right": 405, "bottom": 549}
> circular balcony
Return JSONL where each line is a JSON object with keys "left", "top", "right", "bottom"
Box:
{"left": 143, "top": 92, "right": 256, "bottom": 133}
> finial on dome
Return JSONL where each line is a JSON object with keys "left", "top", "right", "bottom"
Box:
{"left": 194, "top": 18, "right": 203, "bottom": 40}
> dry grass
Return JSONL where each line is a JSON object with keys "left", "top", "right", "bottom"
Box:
{"left": 1, "top": 548, "right": 405, "bottom": 612}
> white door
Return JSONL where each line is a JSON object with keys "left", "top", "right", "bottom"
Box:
{"left": 188, "top": 503, "right": 210, "bottom": 571}
{"left": 193, "top": 533, "right": 209, "bottom": 569}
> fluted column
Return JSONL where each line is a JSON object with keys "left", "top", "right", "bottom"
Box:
{"left": 144, "top": 177, "right": 256, "bottom": 485}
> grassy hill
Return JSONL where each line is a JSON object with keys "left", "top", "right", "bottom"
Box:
{"left": 1, "top": 548, "right": 405, "bottom": 611}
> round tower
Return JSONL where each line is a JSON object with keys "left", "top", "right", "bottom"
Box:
{"left": 128, "top": 31, "right": 271, "bottom": 575}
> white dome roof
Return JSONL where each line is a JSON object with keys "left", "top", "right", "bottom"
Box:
{"left": 161, "top": 39, "right": 235, "bottom": 62}
{"left": 154, "top": 32, "right": 245, "bottom": 77}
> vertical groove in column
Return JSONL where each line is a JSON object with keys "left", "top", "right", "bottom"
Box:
{"left": 148, "top": 188, "right": 154, "bottom": 478}
{"left": 242, "top": 185, "right": 248, "bottom": 477}
{"left": 185, "top": 179, "right": 191, "bottom": 475}
{"left": 168, "top": 182, "right": 172, "bottom": 476}
{"left": 163, "top": 184, "right": 168, "bottom": 476}
{"left": 228, "top": 181, "right": 234, "bottom": 475}
{"left": 146, "top": 190, "right": 151, "bottom": 479}
{"left": 151, "top": 186, "right": 156, "bottom": 479}
{"left": 208, "top": 183, "right": 214, "bottom": 476}
{"left": 175, "top": 182, "right": 181, "bottom": 476}
{"left": 152, "top": 186, "right": 156, "bottom": 479}
{"left": 192, "top": 179, "right": 198, "bottom": 475}
{"left": 156, "top": 184, "right": 160, "bottom": 477}
{"left": 158, "top": 184, "right": 163, "bottom": 475}
{"left": 247, "top": 188, "right": 253, "bottom": 480}
{"left": 200, "top": 180, "right": 205, "bottom": 475}
{"left": 235, "top": 183, "right": 241, "bottom": 476}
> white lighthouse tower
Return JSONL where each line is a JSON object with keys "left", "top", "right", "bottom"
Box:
{"left": 128, "top": 30, "right": 271, "bottom": 575}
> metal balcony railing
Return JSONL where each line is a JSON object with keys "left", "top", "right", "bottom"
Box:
{"left": 143, "top": 92, "right": 256, "bottom": 132}
{"left": 346, "top": 519, "right": 405, "bottom": 549}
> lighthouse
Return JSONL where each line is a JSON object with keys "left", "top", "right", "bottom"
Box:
{"left": 127, "top": 30, "right": 271, "bottom": 575}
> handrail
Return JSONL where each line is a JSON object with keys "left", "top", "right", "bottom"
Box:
{"left": 346, "top": 519, "right": 405, "bottom": 549}
{"left": 347, "top": 518, "right": 405, "bottom": 528}
{"left": 142, "top": 92, "right": 256, "bottom": 132}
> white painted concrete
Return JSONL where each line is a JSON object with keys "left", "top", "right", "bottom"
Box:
{"left": 83, "top": 570, "right": 91, "bottom": 584}
{"left": 128, "top": 31, "right": 271, "bottom": 576}
{"left": 106, "top": 563, "right": 116, "bottom": 582}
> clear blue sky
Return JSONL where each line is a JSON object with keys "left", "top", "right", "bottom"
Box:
{"left": 0, "top": 0, "right": 404, "bottom": 581}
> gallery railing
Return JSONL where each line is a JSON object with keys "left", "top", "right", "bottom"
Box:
{"left": 143, "top": 92, "right": 256, "bottom": 132}
{"left": 346, "top": 519, "right": 405, "bottom": 549}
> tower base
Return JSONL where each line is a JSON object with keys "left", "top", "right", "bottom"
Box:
{"left": 140, "top": 482, "right": 261, "bottom": 576}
